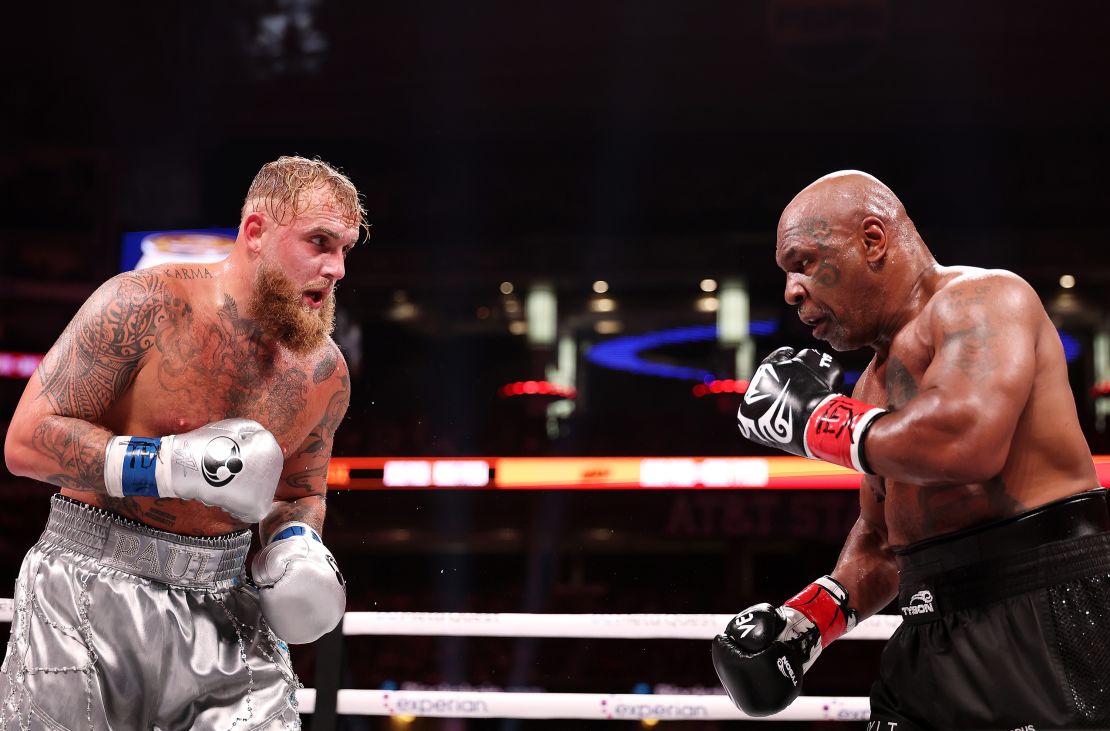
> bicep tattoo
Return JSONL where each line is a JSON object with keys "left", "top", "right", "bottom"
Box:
{"left": 37, "top": 272, "right": 174, "bottom": 418}
{"left": 938, "top": 285, "right": 996, "bottom": 384}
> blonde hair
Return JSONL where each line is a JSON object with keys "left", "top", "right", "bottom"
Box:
{"left": 241, "top": 156, "right": 369, "bottom": 240}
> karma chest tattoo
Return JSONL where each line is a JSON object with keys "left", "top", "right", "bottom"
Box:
{"left": 167, "top": 267, "right": 213, "bottom": 280}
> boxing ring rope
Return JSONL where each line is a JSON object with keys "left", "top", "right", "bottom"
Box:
{"left": 297, "top": 689, "right": 874, "bottom": 722}
{"left": 299, "top": 611, "right": 899, "bottom": 721}
{"left": 340, "top": 610, "right": 903, "bottom": 641}
{"left": 0, "top": 602, "right": 896, "bottom": 722}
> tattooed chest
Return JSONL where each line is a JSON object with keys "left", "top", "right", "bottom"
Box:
{"left": 865, "top": 347, "right": 930, "bottom": 411}
{"left": 125, "top": 338, "right": 313, "bottom": 446}
{"left": 857, "top": 348, "right": 929, "bottom": 507}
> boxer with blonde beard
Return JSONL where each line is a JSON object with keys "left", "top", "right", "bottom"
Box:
{"left": 2, "top": 156, "right": 365, "bottom": 729}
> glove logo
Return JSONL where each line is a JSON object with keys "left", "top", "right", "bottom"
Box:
{"left": 813, "top": 398, "right": 858, "bottom": 440}
{"left": 173, "top": 447, "right": 199, "bottom": 474}
{"left": 201, "top": 437, "right": 245, "bottom": 487}
{"left": 325, "top": 553, "right": 346, "bottom": 586}
{"left": 737, "top": 366, "right": 794, "bottom": 445}
{"left": 776, "top": 656, "right": 798, "bottom": 686}
{"left": 733, "top": 612, "right": 757, "bottom": 638}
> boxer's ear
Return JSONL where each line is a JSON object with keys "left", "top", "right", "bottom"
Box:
{"left": 242, "top": 211, "right": 267, "bottom": 256}
{"left": 861, "top": 216, "right": 887, "bottom": 267}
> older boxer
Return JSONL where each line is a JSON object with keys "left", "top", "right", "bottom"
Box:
{"left": 713, "top": 171, "right": 1107, "bottom": 730}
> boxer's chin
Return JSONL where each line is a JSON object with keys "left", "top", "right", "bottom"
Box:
{"left": 250, "top": 262, "right": 335, "bottom": 354}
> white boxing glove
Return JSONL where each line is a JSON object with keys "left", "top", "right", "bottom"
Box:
{"left": 103, "top": 418, "right": 283, "bottom": 523}
{"left": 251, "top": 522, "right": 347, "bottom": 644}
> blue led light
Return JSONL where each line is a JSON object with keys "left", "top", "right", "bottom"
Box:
{"left": 588, "top": 325, "right": 718, "bottom": 381}
{"left": 1058, "top": 330, "right": 1081, "bottom": 364}
{"left": 587, "top": 321, "right": 779, "bottom": 381}
{"left": 749, "top": 320, "right": 778, "bottom": 336}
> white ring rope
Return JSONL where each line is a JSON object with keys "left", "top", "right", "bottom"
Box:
{"left": 0, "top": 599, "right": 891, "bottom": 720}
{"left": 341, "top": 611, "right": 902, "bottom": 640}
{"left": 292, "top": 690, "right": 873, "bottom": 721}
{"left": 0, "top": 600, "right": 902, "bottom": 640}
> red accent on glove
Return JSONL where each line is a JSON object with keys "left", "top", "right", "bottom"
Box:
{"left": 784, "top": 581, "right": 850, "bottom": 647}
{"left": 804, "top": 395, "right": 883, "bottom": 473}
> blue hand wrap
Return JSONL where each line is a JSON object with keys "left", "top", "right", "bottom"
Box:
{"left": 272, "top": 525, "right": 321, "bottom": 543}
{"left": 119, "top": 437, "right": 161, "bottom": 497}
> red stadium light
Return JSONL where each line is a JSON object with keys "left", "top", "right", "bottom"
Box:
{"left": 1092, "top": 382, "right": 1110, "bottom": 397}
{"left": 499, "top": 380, "right": 577, "bottom": 399}
{"left": 0, "top": 352, "right": 44, "bottom": 379}
{"left": 692, "top": 379, "right": 748, "bottom": 397}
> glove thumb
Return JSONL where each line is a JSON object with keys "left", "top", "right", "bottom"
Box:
{"left": 762, "top": 347, "right": 796, "bottom": 366}
{"left": 795, "top": 348, "right": 843, "bottom": 390}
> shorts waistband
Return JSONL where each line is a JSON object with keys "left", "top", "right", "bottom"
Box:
{"left": 41, "top": 495, "right": 251, "bottom": 589}
{"left": 895, "top": 488, "right": 1110, "bottom": 573}
{"left": 894, "top": 489, "right": 1110, "bottom": 623}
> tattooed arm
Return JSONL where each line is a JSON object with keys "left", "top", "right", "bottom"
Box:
{"left": 261, "top": 349, "right": 351, "bottom": 538}
{"left": 4, "top": 272, "right": 170, "bottom": 492}
{"left": 864, "top": 273, "right": 1039, "bottom": 486}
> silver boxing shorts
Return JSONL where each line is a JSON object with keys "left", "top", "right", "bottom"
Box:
{"left": 0, "top": 495, "right": 302, "bottom": 730}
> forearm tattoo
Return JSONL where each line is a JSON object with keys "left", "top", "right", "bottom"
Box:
{"left": 262, "top": 495, "right": 327, "bottom": 538}
{"left": 32, "top": 272, "right": 175, "bottom": 491}
{"left": 31, "top": 417, "right": 110, "bottom": 491}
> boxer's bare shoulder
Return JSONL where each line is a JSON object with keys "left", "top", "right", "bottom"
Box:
{"left": 856, "top": 266, "right": 1092, "bottom": 545}
{"left": 41, "top": 263, "right": 342, "bottom": 534}
{"left": 34, "top": 268, "right": 186, "bottom": 424}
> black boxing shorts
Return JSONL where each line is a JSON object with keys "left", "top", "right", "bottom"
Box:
{"left": 868, "top": 488, "right": 1110, "bottom": 731}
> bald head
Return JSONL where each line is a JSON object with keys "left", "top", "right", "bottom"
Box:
{"left": 781, "top": 170, "right": 906, "bottom": 234}
{"left": 774, "top": 171, "right": 934, "bottom": 351}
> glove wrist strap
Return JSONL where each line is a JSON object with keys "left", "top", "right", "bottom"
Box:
{"left": 784, "top": 575, "right": 858, "bottom": 647}
{"left": 266, "top": 521, "right": 322, "bottom": 546}
{"left": 104, "top": 435, "right": 171, "bottom": 498}
{"left": 803, "top": 395, "right": 886, "bottom": 474}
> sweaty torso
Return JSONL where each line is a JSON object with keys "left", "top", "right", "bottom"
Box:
{"left": 854, "top": 268, "right": 1097, "bottom": 547}
{"left": 61, "top": 265, "right": 341, "bottom": 535}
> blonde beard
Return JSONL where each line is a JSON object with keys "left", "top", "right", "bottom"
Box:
{"left": 248, "top": 259, "right": 336, "bottom": 354}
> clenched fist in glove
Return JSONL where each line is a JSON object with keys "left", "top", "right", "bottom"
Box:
{"left": 103, "top": 418, "right": 283, "bottom": 523}
{"left": 711, "top": 576, "right": 857, "bottom": 716}
{"left": 737, "top": 347, "right": 886, "bottom": 473}
{"left": 252, "top": 522, "right": 347, "bottom": 644}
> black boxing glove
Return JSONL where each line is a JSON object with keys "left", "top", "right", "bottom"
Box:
{"left": 711, "top": 576, "right": 857, "bottom": 717}
{"left": 737, "top": 347, "right": 886, "bottom": 473}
